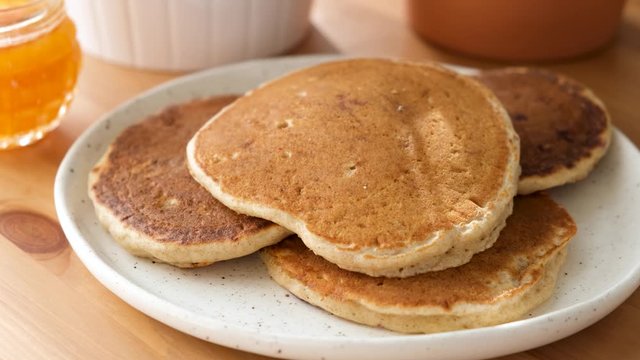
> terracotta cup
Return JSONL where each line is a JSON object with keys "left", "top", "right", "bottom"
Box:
{"left": 408, "top": 0, "right": 627, "bottom": 61}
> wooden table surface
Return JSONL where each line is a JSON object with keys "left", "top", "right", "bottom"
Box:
{"left": 1, "top": 0, "right": 639, "bottom": 359}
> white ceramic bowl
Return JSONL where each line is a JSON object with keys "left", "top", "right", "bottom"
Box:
{"left": 65, "top": 0, "right": 313, "bottom": 71}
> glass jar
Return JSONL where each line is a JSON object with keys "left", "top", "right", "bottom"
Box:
{"left": 0, "top": 0, "right": 81, "bottom": 149}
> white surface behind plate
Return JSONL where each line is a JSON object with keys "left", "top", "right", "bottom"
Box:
{"left": 55, "top": 55, "right": 640, "bottom": 360}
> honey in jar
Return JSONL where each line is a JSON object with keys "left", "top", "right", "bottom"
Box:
{"left": 0, "top": 0, "right": 80, "bottom": 149}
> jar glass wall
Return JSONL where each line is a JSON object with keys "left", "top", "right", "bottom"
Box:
{"left": 0, "top": 0, "right": 81, "bottom": 149}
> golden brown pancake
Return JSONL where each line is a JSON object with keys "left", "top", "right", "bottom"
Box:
{"left": 188, "top": 58, "right": 520, "bottom": 277}
{"left": 261, "top": 194, "right": 576, "bottom": 334}
{"left": 476, "top": 68, "right": 612, "bottom": 194}
{"left": 89, "top": 96, "right": 291, "bottom": 268}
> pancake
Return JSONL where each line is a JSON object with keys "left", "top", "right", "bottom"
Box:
{"left": 88, "top": 96, "right": 291, "bottom": 268}
{"left": 187, "top": 58, "right": 520, "bottom": 277}
{"left": 476, "top": 68, "right": 612, "bottom": 194}
{"left": 261, "top": 194, "right": 576, "bottom": 334}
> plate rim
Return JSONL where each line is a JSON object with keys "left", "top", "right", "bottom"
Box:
{"left": 54, "top": 54, "right": 640, "bottom": 360}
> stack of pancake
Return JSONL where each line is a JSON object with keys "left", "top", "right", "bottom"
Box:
{"left": 89, "top": 59, "right": 611, "bottom": 333}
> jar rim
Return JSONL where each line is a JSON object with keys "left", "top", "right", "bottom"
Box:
{"left": 0, "top": 0, "right": 65, "bottom": 47}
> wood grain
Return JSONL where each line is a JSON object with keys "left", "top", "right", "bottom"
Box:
{"left": 0, "top": 0, "right": 639, "bottom": 359}
{"left": 0, "top": 210, "right": 67, "bottom": 255}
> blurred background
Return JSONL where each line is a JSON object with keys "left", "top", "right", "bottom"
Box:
{"left": 1, "top": 0, "right": 637, "bottom": 149}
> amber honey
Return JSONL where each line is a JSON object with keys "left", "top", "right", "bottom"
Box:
{"left": 0, "top": 0, "right": 80, "bottom": 149}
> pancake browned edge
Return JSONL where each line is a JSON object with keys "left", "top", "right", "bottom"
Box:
{"left": 476, "top": 68, "right": 612, "bottom": 195}
{"left": 260, "top": 194, "right": 576, "bottom": 334}
{"left": 187, "top": 58, "right": 520, "bottom": 277}
{"left": 88, "top": 96, "right": 291, "bottom": 268}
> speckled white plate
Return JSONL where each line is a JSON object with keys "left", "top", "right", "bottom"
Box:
{"left": 54, "top": 55, "right": 640, "bottom": 360}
